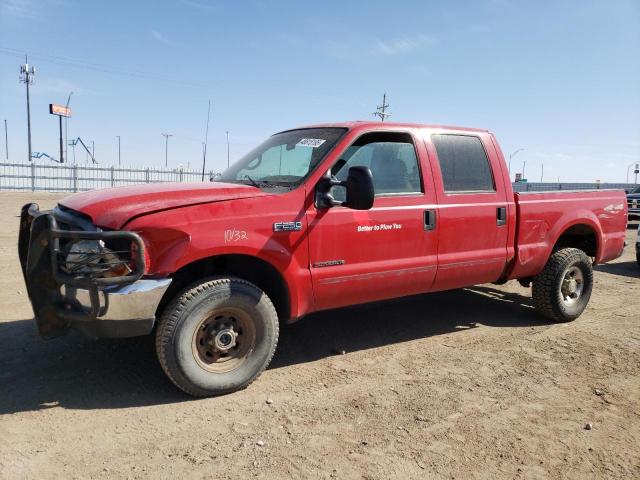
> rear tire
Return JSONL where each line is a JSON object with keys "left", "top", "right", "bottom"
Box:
{"left": 156, "top": 277, "right": 279, "bottom": 397}
{"left": 532, "top": 248, "right": 593, "bottom": 322}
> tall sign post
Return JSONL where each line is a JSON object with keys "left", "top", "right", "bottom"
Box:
{"left": 49, "top": 104, "right": 71, "bottom": 163}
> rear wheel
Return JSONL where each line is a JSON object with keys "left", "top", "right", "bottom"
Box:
{"left": 156, "top": 277, "right": 279, "bottom": 397}
{"left": 532, "top": 248, "right": 593, "bottom": 322}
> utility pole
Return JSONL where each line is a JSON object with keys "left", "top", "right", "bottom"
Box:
{"left": 522, "top": 160, "right": 527, "bottom": 180}
{"left": 226, "top": 131, "right": 230, "bottom": 168}
{"left": 3, "top": 119, "right": 8, "bottom": 160}
{"left": 372, "top": 92, "right": 391, "bottom": 122}
{"left": 19, "top": 56, "right": 36, "bottom": 162}
{"left": 161, "top": 133, "right": 173, "bottom": 168}
{"left": 540, "top": 162, "right": 544, "bottom": 183}
{"left": 116, "top": 135, "right": 121, "bottom": 165}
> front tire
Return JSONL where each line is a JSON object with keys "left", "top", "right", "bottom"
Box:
{"left": 156, "top": 277, "right": 279, "bottom": 397}
{"left": 532, "top": 248, "right": 593, "bottom": 322}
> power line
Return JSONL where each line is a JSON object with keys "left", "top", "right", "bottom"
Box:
{"left": 0, "top": 46, "right": 211, "bottom": 89}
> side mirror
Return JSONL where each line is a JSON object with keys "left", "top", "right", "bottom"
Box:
{"left": 343, "top": 166, "right": 374, "bottom": 210}
{"left": 315, "top": 165, "right": 374, "bottom": 210}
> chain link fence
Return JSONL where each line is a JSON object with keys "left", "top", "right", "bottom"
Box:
{"left": 0, "top": 162, "right": 218, "bottom": 192}
{"left": 0, "top": 161, "right": 637, "bottom": 193}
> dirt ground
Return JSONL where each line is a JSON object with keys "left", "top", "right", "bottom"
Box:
{"left": 0, "top": 192, "right": 638, "bottom": 480}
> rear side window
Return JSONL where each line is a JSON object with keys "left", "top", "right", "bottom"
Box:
{"left": 432, "top": 134, "right": 495, "bottom": 193}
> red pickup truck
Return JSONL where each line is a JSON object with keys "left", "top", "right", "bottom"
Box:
{"left": 19, "top": 122, "right": 627, "bottom": 396}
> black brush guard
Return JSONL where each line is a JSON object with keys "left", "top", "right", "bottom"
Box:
{"left": 18, "top": 203, "right": 145, "bottom": 337}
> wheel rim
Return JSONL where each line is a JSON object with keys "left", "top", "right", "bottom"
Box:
{"left": 560, "top": 265, "right": 584, "bottom": 307}
{"left": 191, "top": 307, "right": 256, "bottom": 373}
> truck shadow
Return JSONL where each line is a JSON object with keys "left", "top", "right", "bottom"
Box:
{"left": 594, "top": 261, "right": 640, "bottom": 279}
{"left": 271, "top": 286, "right": 543, "bottom": 369}
{"left": 0, "top": 286, "right": 549, "bottom": 415}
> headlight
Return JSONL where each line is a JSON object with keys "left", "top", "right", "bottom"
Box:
{"left": 64, "top": 239, "right": 132, "bottom": 278}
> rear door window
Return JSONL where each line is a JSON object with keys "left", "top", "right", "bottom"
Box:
{"left": 432, "top": 134, "right": 495, "bottom": 193}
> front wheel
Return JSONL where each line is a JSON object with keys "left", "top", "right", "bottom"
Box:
{"left": 156, "top": 277, "right": 279, "bottom": 397}
{"left": 532, "top": 248, "right": 593, "bottom": 322}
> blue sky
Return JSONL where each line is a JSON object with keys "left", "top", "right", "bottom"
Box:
{"left": 0, "top": 0, "right": 639, "bottom": 182}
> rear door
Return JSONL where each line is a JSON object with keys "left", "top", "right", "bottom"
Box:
{"left": 424, "top": 131, "right": 510, "bottom": 290}
{"left": 307, "top": 130, "right": 439, "bottom": 311}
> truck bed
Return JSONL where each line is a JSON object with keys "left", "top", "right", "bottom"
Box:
{"left": 508, "top": 189, "right": 627, "bottom": 279}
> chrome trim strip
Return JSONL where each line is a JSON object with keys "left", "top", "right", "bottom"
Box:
{"left": 319, "top": 264, "right": 436, "bottom": 285}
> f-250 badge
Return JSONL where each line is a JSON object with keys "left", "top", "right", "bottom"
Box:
{"left": 273, "top": 221, "right": 302, "bottom": 232}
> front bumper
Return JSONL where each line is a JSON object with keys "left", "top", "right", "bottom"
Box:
{"left": 19, "top": 203, "right": 171, "bottom": 338}
{"left": 64, "top": 279, "right": 171, "bottom": 337}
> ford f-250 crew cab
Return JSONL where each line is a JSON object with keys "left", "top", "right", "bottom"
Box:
{"left": 19, "top": 122, "right": 628, "bottom": 397}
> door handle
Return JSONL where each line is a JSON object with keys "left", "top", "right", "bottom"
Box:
{"left": 424, "top": 210, "right": 436, "bottom": 231}
{"left": 496, "top": 206, "right": 507, "bottom": 226}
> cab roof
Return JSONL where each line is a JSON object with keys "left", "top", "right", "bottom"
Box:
{"left": 279, "top": 121, "right": 490, "bottom": 134}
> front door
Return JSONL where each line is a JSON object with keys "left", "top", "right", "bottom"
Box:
{"left": 307, "top": 131, "right": 438, "bottom": 311}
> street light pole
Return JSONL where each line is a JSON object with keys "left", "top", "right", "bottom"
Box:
{"left": 3, "top": 119, "right": 7, "bottom": 160}
{"left": 161, "top": 133, "right": 173, "bottom": 168}
{"left": 226, "top": 131, "right": 230, "bottom": 168}
{"left": 65, "top": 92, "right": 73, "bottom": 163}
{"left": 626, "top": 162, "right": 639, "bottom": 184}
{"left": 508, "top": 148, "right": 524, "bottom": 176}
{"left": 522, "top": 160, "right": 527, "bottom": 179}
{"left": 116, "top": 135, "right": 121, "bottom": 166}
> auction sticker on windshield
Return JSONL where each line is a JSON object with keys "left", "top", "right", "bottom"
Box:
{"left": 297, "top": 138, "right": 326, "bottom": 148}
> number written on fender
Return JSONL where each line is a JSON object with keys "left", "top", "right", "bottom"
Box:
{"left": 224, "top": 229, "right": 248, "bottom": 242}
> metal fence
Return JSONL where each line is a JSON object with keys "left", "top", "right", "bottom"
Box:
{"left": 0, "top": 161, "right": 637, "bottom": 193}
{"left": 512, "top": 182, "right": 637, "bottom": 192}
{"left": 0, "top": 162, "right": 218, "bottom": 192}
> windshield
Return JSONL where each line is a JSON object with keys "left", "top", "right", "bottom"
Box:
{"left": 631, "top": 186, "right": 640, "bottom": 194}
{"left": 218, "top": 128, "right": 346, "bottom": 189}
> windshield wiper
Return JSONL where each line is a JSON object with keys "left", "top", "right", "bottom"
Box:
{"left": 242, "top": 175, "right": 282, "bottom": 189}
{"left": 243, "top": 175, "right": 260, "bottom": 188}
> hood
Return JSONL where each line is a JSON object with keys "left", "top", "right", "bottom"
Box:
{"left": 60, "top": 182, "right": 266, "bottom": 229}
